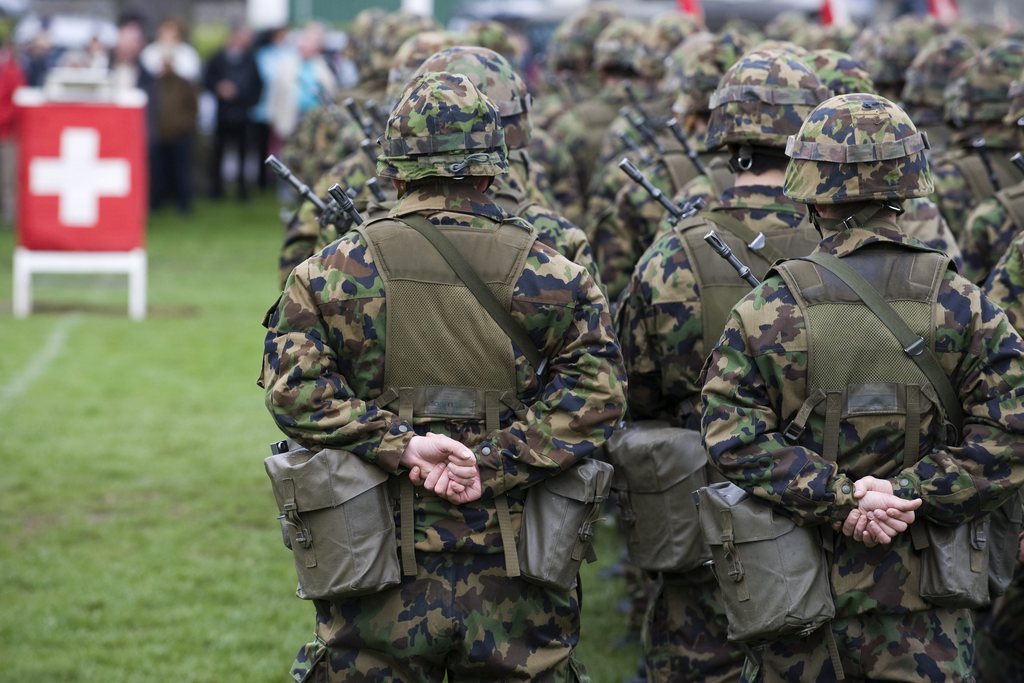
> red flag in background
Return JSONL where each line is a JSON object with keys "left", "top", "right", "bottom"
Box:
{"left": 929, "top": 0, "right": 959, "bottom": 23}
{"left": 820, "top": 0, "right": 852, "bottom": 25}
{"left": 677, "top": 0, "right": 703, "bottom": 19}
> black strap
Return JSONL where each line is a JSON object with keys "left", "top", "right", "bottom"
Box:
{"left": 801, "top": 252, "right": 963, "bottom": 437}
{"left": 397, "top": 214, "right": 547, "bottom": 375}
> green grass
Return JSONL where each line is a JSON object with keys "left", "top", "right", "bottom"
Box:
{"left": 0, "top": 195, "right": 640, "bottom": 682}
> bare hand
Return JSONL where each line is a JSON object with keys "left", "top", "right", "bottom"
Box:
{"left": 838, "top": 476, "right": 921, "bottom": 545}
{"left": 422, "top": 450, "right": 483, "bottom": 505}
{"left": 216, "top": 80, "right": 238, "bottom": 100}
{"left": 401, "top": 433, "right": 473, "bottom": 486}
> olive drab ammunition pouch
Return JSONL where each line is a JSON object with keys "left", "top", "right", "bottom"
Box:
{"left": 676, "top": 208, "right": 819, "bottom": 352}
{"left": 986, "top": 489, "right": 1024, "bottom": 597}
{"left": 696, "top": 482, "right": 836, "bottom": 642}
{"left": 606, "top": 421, "right": 712, "bottom": 573}
{"left": 776, "top": 241, "right": 1002, "bottom": 609}
{"left": 518, "top": 457, "right": 614, "bottom": 592}
{"left": 265, "top": 443, "right": 401, "bottom": 600}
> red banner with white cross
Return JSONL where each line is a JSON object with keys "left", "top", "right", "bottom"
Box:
{"left": 16, "top": 94, "right": 147, "bottom": 251}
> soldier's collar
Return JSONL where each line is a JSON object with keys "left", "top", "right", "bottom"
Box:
{"left": 389, "top": 181, "right": 507, "bottom": 223}
{"left": 817, "top": 218, "right": 926, "bottom": 258}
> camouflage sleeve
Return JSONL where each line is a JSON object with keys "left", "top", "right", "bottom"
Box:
{"left": 591, "top": 203, "right": 636, "bottom": 302}
{"left": 983, "top": 233, "right": 1024, "bottom": 331}
{"left": 617, "top": 232, "right": 704, "bottom": 426}
{"left": 888, "top": 273, "right": 1024, "bottom": 523}
{"left": 701, "top": 278, "right": 859, "bottom": 526}
{"left": 931, "top": 160, "right": 973, "bottom": 238}
{"left": 262, "top": 249, "right": 413, "bottom": 474}
{"left": 475, "top": 258, "right": 627, "bottom": 497}
{"left": 530, "top": 130, "right": 580, "bottom": 220}
{"left": 960, "top": 198, "right": 1009, "bottom": 283}
{"left": 563, "top": 226, "right": 604, "bottom": 293}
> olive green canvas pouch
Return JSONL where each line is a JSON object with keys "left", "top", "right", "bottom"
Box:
{"left": 518, "top": 458, "right": 614, "bottom": 592}
{"left": 265, "top": 445, "right": 401, "bottom": 600}
{"left": 988, "top": 489, "right": 1024, "bottom": 596}
{"left": 696, "top": 482, "right": 835, "bottom": 643}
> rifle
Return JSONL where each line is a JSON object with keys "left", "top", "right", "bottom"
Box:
{"left": 344, "top": 97, "right": 375, "bottom": 138}
{"left": 364, "top": 99, "right": 388, "bottom": 129}
{"left": 623, "top": 107, "right": 665, "bottom": 156}
{"left": 266, "top": 155, "right": 327, "bottom": 213}
{"left": 624, "top": 81, "right": 652, "bottom": 127}
{"left": 360, "top": 138, "right": 379, "bottom": 164}
{"left": 327, "top": 184, "right": 364, "bottom": 226}
{"left": 666, "top": 117, "right": 708, "bottom": 177}
{"left": 618, "top": 158, "right": 705, "bottom": 225}
{"left": 615, "top": 130, "right": 653, "bottom": 167}
{"left": 704, "top": 231, "right": 760, "bottom": 287}
{"left": 1011, "top": 152, "right": 1024, "bottom": 177}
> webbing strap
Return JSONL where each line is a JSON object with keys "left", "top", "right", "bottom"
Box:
{"left": 397, "top": 215, "right": 547, "bottom": 376}
{"left": 783, "top": 388, "right": 827, "bottom": 442}
{"left": 703, "top": 211, "right": 786, "bottom": 264}
{"left": 902, "top": 386, "right": 921, "bottom": 469}
{"left": 399, "top": 478, "right": 417, "bottom": 576}
{"left": 493, "top": 494, "right": 521, "bottom": 578}
{"left": 801, "top": 253, "right": 963, "bottom": 438}
{"left": 823, "top": 393, "right": 842, "bottom": 462}
{"left": 824, "top": 626, "right": 847, "bottom": 680}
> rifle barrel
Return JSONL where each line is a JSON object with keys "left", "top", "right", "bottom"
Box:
{"left": 327, "top": 184, "right": 364, "bottom": 226}
{"left": 265, "top": 155, "right": 326, "bottom": 212}
{"left": 704, "top": 230, "right": 760, "bottom": 287}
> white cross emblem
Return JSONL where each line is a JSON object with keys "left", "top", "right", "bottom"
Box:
{"left": 29, "top": 127, "right": 131, "bottom": 228}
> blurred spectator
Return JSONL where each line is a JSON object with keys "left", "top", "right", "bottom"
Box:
{"left": 204, "top": 22, "right": 262, "bottom": 201}
{"left": 251, "top": 26, "right": 288, "bottom": 188}
{"left": 87, "top": 35, "right": 109, "bottom": 70}
{"left": 109, "top": 16, "right": 155, "bottom": 141}
{"left": 151, "top": 52, "right": 198, "bottom": 214}
{"left": 266, "top": 22, "right": 335, "bottom": 139}
{"left": 22, "top": 31, "right": 55, "bottom": 87}
{"left": 141, "top": 17, "right": 200, "bottom": 82}
{"left": 0, "top": 25, "right": 25, "bottom": 228}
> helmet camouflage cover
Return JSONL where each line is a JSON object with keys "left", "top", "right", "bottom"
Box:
{"left": 594, "top": 18, "right": 647, "bottom": 73}
{"left": 377, "top": 71, "right": 508, "bottom": 181}
{"left": 784, "top": 93, "right": 933, "bottom": 204}
{"left": 902, "top": 33, "right": 977, "bottom": 109}
{"left": 367, "top": 12, "right": 440, "bottom": 83}
{"left": 635, "top": 12, "right": 703, "bottom": 81}
{"left": 944, "top": 39, "right": 1024, "bottom": 127}
{"left": 668, "top": 30, "right": 750, "bottom": 116}
{"left": 805, "top": 49, "right": 876, "bottom": 96}
{"left": 548, "top": 3, "right": 622, "bottom": 72}
{"left": 850, "top": 16, "right": 944, "bottom": 89}
{"left": 464, "top": 20, "right": 529, "bottom": 69}
{"left": 386, "top": 31, "right": 461, "bottom": 108}
{"left": 705, "top": 48, "right": 831, "bottom": 150}
{"left": 415, "top": 46, "right": 532, "bottom": 150}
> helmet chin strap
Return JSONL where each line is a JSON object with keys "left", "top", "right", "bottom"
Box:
{"left": 807, "top": 201, "right": 904, "bottom": 235}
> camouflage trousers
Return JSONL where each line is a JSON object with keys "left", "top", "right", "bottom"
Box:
{"left": 289, "top": 551, "right": 587, "bottom": 682}
{"left": 741, "top": 608, "right": 975, "bottom": 682}
{"left": 642, "top": 571, "right": 744, "bottom": 683}
{"left": 975, "top": 569, "right": 1024, "bottom": 682}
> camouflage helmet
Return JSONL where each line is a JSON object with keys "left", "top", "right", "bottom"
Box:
{"left": 902, "top": 33, "right": 977, "bottom": 110}
{"left": 367, "top": 12, "right": 441, "bottom": 84}
{"left": 850, "top": 17, "right": 944, "bottom": 93}
{"left": 814, "top": 23, "right": 860, "bottom": 53}
{"left": 635, "top": 12, "right": 703, "bottom": 81}
{"left": 1005, "top": 78, "right": 1024, "bottom": 127}
{"left": 784, "top": 93, "right": 933, "bottom": 205}
{"left": 668, "top": 30, "right": 750, "bottom": 116}
{"left": 594, "top": 18, "right": 647, "bottom": 74}
{"left": 764, "top": 10, "right": 809, "bottom": 43}
{"left": 464, "top": 20, "right": 529, "bottom": 69}
{"left": 705, "top": 48, "right": 831, "bottom": 151}
{"left": 804, "top": 49, "right": 875, "bottom": 96}
{"left": 721, "top": 17, "right": 764, "bottom": 45}
{"left": 349, "top": 8, "right": 387, "bottom": 73}
{"left": 548, "top": 3, "right": 622, "bottom": 73}
{"left": 753, "top": 39, "right": 809, "bottom": 56}
{"left": 385, "top": 31, "right": 461, "bottom": 108}
{"left": 415, "top": 46, "right": 532, "bottom": 150}
{"left": 377, "top": 71, "right": 507, "bottom": 181}
{"left": 944, "top": 39, "right": 1024, "bottom": 127}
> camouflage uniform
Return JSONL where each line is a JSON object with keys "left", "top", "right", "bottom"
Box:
{"left": 702, "top": 93, "right": 1024, "bottom": 682}
{"left": 262, "top": 71, "right": 625, "bottom": 682}
{"left": 901, "top": 33, "right": 978, "bottom": 155}
{"left": 590, "top": 31, "right": 748, "bottom": 299}
{"left": 616, "top": 49, "right": 831, "bottom": 683}
{"left": 984, "top": 229, "right": 1024, "bottom": 331}
{"left": 931, "top": 39, "right": 1024, "bottom": 237}
{"left": 803, "top": 49, "right": 874, "bottom": 96}
{"left": 849, "top": 16, "right": 944, "bottom": 101}
{"left": 464, "top": 20, "right": 529, "bottom": 71}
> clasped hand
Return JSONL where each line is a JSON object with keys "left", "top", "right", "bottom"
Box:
{"left": 833, "top": 476, "right": 922, "bottom": 548}
{"left": 399, "top": 433, "right": 482, "bottom": 504}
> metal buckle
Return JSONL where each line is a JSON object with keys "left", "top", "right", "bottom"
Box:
{"left": 782, "top": 421, "right": 804, "bottom": 442}
{"left": 904, "top": 337, "right": 925, "bottom": 357}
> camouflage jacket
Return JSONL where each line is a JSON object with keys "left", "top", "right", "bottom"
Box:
{"left": 261, "top": 183, "right": 626, "bottom": 554}
{"left": 984, "top": 229, "right": 1024, "bottom": 331}
{"left": 899, "top": 196, "right": 965, "bottom": 272}
{"left": 701, "top": 220, "right": 1024, "bottom": 615}
{"left": 960, "top": 186, "right": 1023, "bottom": 283}
{"left": 619, "top": 184, "right": 806, "bottom": 429}
{"left": 530, "top": 127, "right": 581, "bottom": 223}
{"left": 930, "top": 128, "right": 1022, "bottom": 237}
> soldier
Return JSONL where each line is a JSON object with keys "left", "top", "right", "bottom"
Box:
{"left": 803, "top": 49, "right": 874, "bottom": 96}
{"left": 849, "top": 16, "right": 944, "bottom": 101}
{"left": 901, "top": 33, "right": 978, "bottom": 155}
{"left": 261, "top": 70, "right": 626, "bottom": 681}
{"left": 701, "top": 92, "right": 1024, "bottom": 681}
{"left": 615, "top": 48, "right": 830, "bottom": 683}
{"left": 590, "top": 30, "right": 747, "bottom": 299}
{"left": 958, "top": 77, "right": 1024, "bottom": 283}
{"left": 932, "top": 39, "right": 1024, "bottom": 237}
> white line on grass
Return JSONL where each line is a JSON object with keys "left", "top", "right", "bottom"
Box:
{"left": 0, "top": 315, "right": 81, "bottom": 415}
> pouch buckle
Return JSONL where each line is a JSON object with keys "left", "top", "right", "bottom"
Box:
{"left": 904, "top": 337, "right": 925, "bottom": 357}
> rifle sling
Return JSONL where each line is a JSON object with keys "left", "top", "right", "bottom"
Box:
{"left": 800, "top": 252, "right": 963, "bottom": 437}
{"left": 396, "top": 214, "right": 547, "bottom": 375}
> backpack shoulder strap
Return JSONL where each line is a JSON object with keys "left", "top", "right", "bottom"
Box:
{"left": 993, "top": 181, "right": 1024, "bottom": 236}
{"left": 704, "top": 211, "right": 786, "bottom": 264}
{"left": 799, "top": 252, "right": 963, "bottom": 437}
